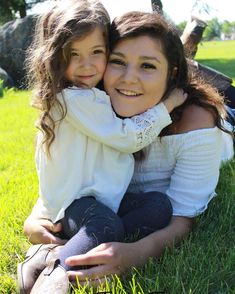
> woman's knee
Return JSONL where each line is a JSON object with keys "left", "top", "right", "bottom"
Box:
{"left": 144, "top": 191, "right": 173, "bottom": 225}
{"left": 119, "top": 191, "right": 173, "bottom": 234}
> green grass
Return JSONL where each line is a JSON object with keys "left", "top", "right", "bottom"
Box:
{"left": 196, "top": 40, "right": 235, "bottom": 84}
{"left": 0, "top": 89, "right": 38, "bottom": 293}
{"left": 1, "top": 40, "right": 235, "bottom": 293}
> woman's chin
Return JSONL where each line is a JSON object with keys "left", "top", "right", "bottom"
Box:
{"left": 114, "top": 110, "right": 136, "bottom": 119}
{"left": 117, "top": 110, "right": 146, "bottom": 119}
{"left": 112, "top": 105, "right": 142, "bottom": 118}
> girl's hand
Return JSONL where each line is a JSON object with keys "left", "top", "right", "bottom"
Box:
{"left": 23, "top": 216, "right": 67, "bottom": 245}
{"left": 66, "top": 242, "right": 147, "bottom": 286}
{"left": 163, "top": 88, "right": 188, "bottom": 113}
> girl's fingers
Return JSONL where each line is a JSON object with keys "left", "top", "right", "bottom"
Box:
{"left": 52, "top": 222, "right": 63, "bottom": 233}
{"left": 39, "top": 219, "right": 61, "bottom": 233}
{"left": 183, "top": 92, "right": 188, "bottom": 99}
{"left": 42, "top": 232, "right": 67, "bottom": 245}
{"left": 51, "top": 236, "right": 67, "bottom": 245}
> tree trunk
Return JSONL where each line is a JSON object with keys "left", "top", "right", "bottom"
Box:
{"left": 19, "top": 0, "right": 27, "bottom": 18}
{"left": 19, "top": 4, "right": 27, "bottom": 18}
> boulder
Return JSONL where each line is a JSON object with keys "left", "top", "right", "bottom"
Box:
{"left": 0, "top": 15, "right": 38, "bottom": 88}
{"left": 0, "top": 67, "right": 14, "bottom": 88}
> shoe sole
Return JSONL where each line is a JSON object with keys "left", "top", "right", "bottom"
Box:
{"left": 17, "top": 244, "right": 45, "bottom": 294}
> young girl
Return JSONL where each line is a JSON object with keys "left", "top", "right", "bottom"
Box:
{"left": 18, "top": 1, "right": 187, "bottom": 293}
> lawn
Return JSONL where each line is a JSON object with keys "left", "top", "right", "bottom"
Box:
{"left": 196, "top": 40, "right": 235, "bottom": 84}
{"left": 0, "top": 40, "right": 235, "bottom": 293}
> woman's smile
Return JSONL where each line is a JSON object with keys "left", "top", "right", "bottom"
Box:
{"left": 116, "top": 88, "right": 143, "bottom": 98}
{"left": 104, "top": 35, "right": 168, "bottom": 117}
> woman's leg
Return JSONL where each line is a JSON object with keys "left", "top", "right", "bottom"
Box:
{"left": 224, "top": 85, "right": 235, "bottom": 109}
{"left": 59, "top": 197, "right": 125, "bottom": 270}
{"left": 118, "top": 191, "right": 172, "bottom": 238}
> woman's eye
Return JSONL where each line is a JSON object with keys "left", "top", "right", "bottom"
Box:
{"left": 141, "top": 63, "right": 156, "bottom": 70}
{"left": 109, "top": 59, "right": 125, "bottom": 66}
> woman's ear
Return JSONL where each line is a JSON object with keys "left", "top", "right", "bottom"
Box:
{"left": 172, "top": 66, "right": 178, "bottom": 78}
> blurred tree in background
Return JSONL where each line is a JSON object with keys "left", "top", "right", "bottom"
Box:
{"left": 0, "top": 0, "right": 46, "bottom": 24}
{"left": 176, "top": 18, "right": 235, "bottom": 41}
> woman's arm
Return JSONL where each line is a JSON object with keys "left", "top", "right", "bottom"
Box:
{"left": 65, "top": 216, "right": 193, "bottom": 283}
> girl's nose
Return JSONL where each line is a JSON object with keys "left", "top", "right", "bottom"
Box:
{"left": 80, "top": 56, "right": 92, "bottom": 68}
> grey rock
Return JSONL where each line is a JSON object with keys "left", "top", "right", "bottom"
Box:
{"left": 0, "top": 67, "right": 14, "bottom": 88}
{"left": 0, "top": 14, "right": 38, "bottom": 88}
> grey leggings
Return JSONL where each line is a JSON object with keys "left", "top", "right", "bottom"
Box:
{"left": 59, "top": 192, "right": 172, "bottom": 270}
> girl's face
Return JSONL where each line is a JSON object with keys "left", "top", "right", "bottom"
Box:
{"left": 104, "top": 35, "right": 169, "bottom": 117}
{"left": 64, "top": 27, "right": 107, "bottom": 88}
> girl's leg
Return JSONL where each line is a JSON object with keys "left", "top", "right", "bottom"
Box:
{"left": 59, "top": 197, "right": 125, "bottom": 270}
{"left": 117, "top": 191, "right": 172, "bottom": 238}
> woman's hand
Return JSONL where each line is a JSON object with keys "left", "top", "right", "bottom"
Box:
{"left": 65, "top": 217, "right": 192, "bottom": 286}
{"left": 66, "top": 241, "right": 146, "bottom": 285}
{"left": 23, "top": 215, "right": 67, "bottom": 245}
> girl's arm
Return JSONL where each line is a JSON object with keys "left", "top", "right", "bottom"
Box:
{"left": 23, "top": 198, "right": 66, "bottom": 244}
{"left": 65, "top": 216, "right": 193, "bottom": 283}
{"left": 57, "top": 87, "right": 186, "bottom": 153}
{"left": 23, "top": 215, "right": 66, "bottom": 245}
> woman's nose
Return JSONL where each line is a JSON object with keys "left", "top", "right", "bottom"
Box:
{"left": 122, "top": 65, "right": 138, "bottom": 84}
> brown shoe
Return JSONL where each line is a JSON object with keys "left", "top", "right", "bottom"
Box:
{"left": 17, "top": 244, "right": 62, "bottom": 294}
{"left": 30, "top": 261, "right": 69, "bottom": 294}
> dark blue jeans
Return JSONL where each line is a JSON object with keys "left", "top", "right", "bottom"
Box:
{"left": 59, "top": 192, "right": 172, "bottom": 270}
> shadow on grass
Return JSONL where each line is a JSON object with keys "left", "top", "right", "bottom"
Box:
{"left": 196, "top": 58, "right": 235, "bottom": 80}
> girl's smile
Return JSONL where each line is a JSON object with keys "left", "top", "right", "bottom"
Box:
{"left": 64, "top": 28, "right": 107, "bottom": 88}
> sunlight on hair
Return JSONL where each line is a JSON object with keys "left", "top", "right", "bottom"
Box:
{"left": 101, "top": 0, "right": 152, "bottom": 20}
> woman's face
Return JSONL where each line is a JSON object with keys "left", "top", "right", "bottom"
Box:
{"left": 104, "top": 35, "right": 169, "bottom": 117}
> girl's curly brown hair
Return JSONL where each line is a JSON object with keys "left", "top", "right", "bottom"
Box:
{"left": 26, "top": 0, "right": 110, "bottom": 156}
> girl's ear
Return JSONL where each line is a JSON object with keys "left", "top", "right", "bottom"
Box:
{"left": 172, "top": 66, "right": 178, "bottom": 78}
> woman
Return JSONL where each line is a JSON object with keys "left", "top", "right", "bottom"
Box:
{"left": 23, "top": 11, "right": 234, "bottom": 286}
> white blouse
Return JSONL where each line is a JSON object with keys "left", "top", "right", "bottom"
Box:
{"left": 35, "top": 87, "right": 172, "bottom": 222}
{"left": 128, "top": 127, "right": 234, "bottom": 217}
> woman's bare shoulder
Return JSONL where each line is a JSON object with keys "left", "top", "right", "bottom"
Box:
{"left": 173, "top": 104, "right": 216, "bottom": 134}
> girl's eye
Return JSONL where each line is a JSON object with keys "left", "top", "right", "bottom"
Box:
{"left": 93, "top": 49, "right": 105, "bottom": 55}
{"left": 141, "top": 63, "right": 156, "bottom": 70}
{"left": 109, "top": 58, "right": 126, "bottom": 66}
{"left": 71, "top": 52, "right": 79, "bottom": 57}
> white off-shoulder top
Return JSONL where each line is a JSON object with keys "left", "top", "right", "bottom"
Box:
{"left": 128, "top": 127, "right": 234, "bottom": 217}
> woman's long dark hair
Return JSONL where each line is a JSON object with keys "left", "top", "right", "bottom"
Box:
{"left": 109, "top": 12, "right": 228, "bottom": 159}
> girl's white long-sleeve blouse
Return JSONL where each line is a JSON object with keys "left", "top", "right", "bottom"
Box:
{"left": 128, "top": 127, "right": 234, "bottom": 217}
{"left": 35, "top": 87, "right": 172, "bottom": 222}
